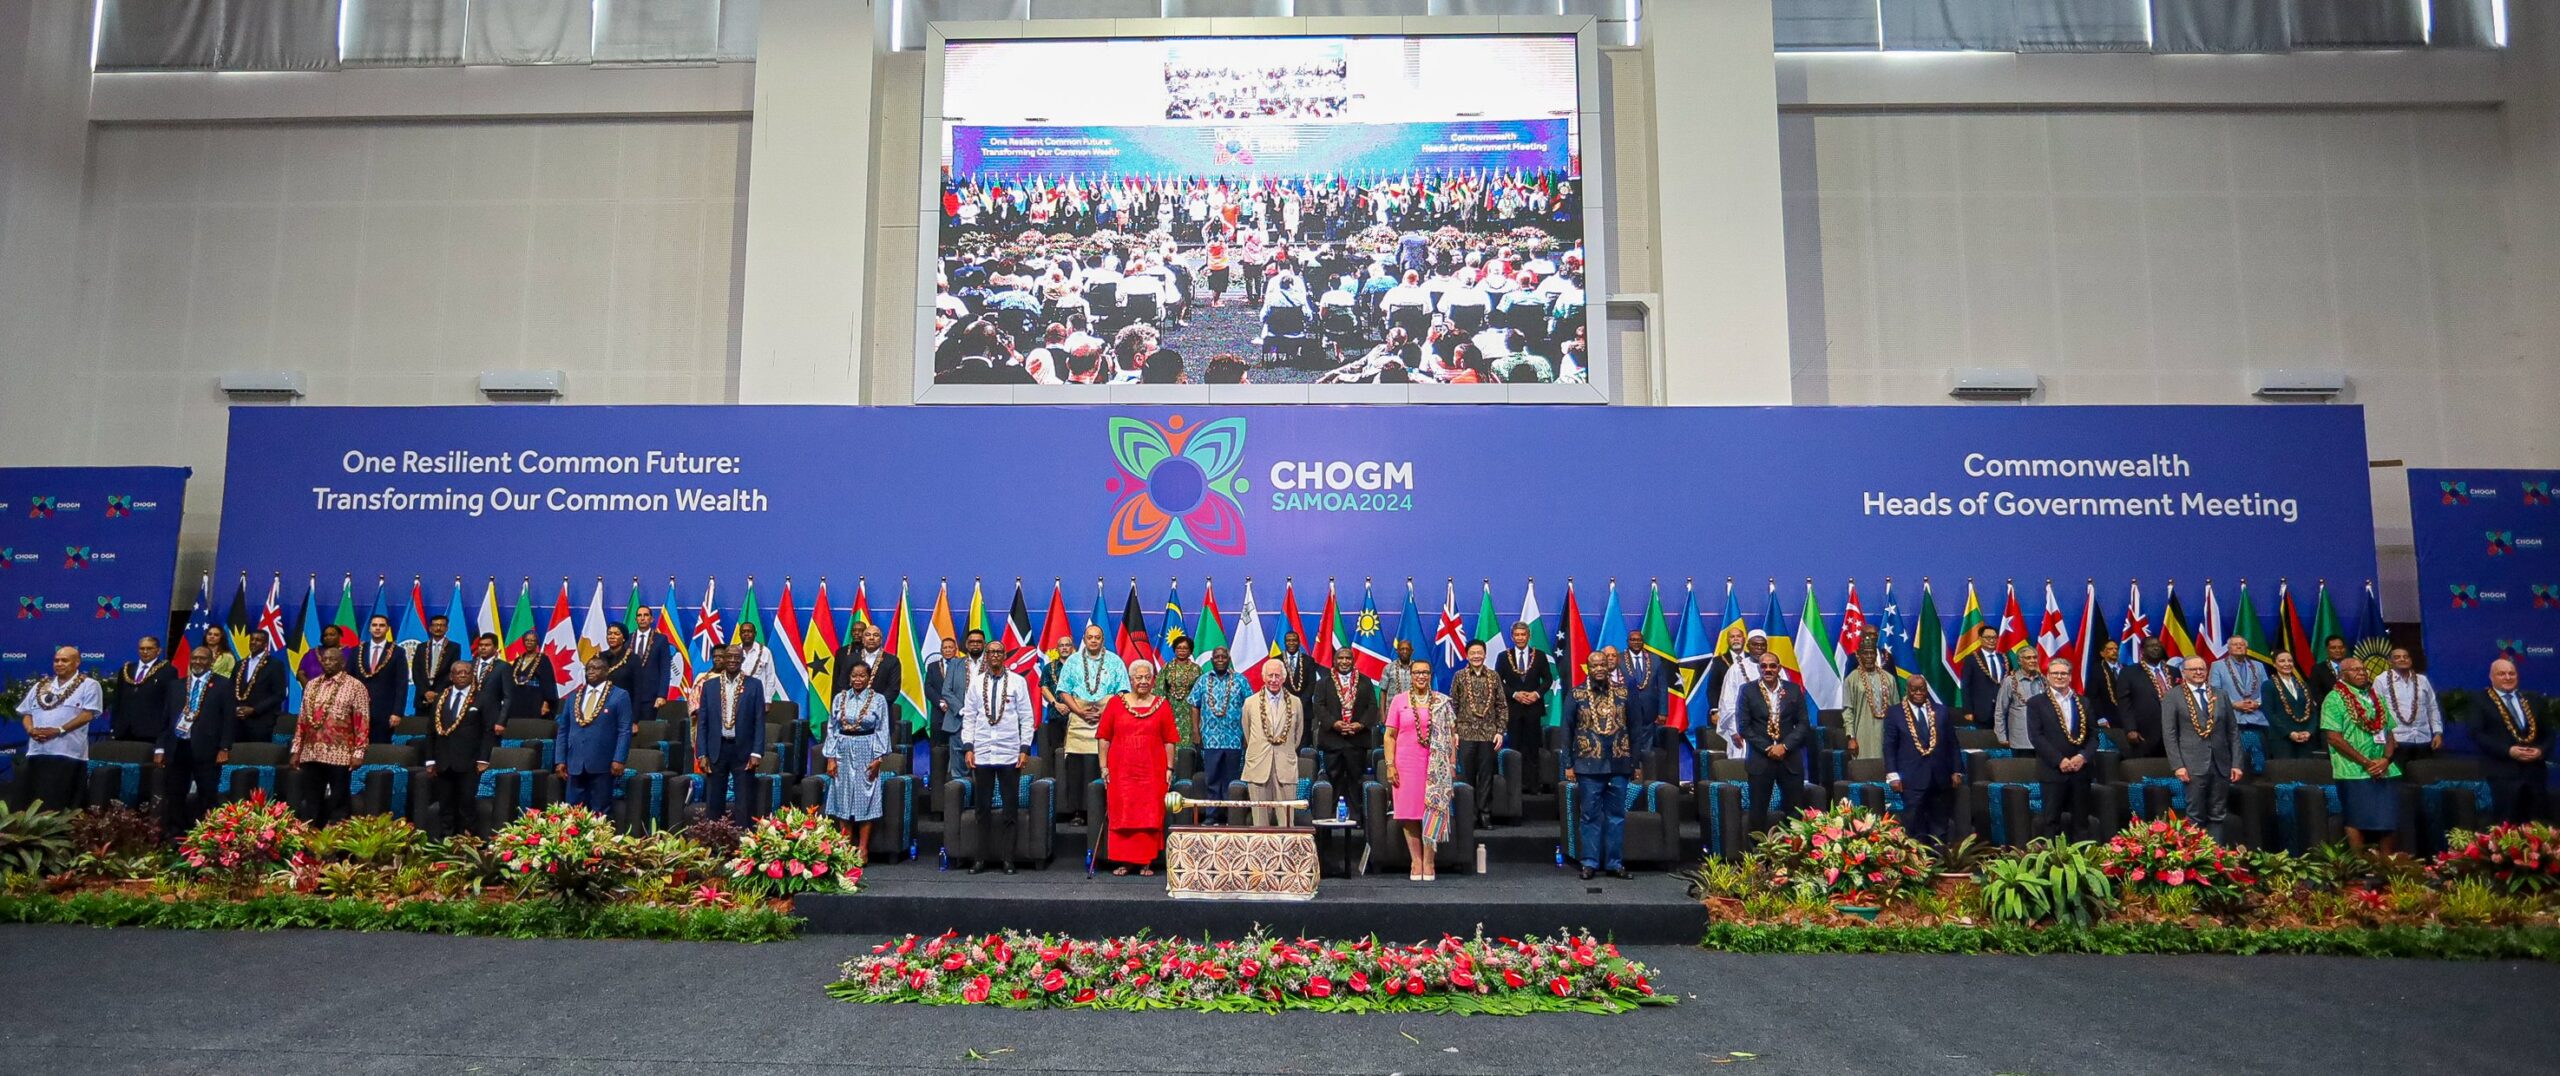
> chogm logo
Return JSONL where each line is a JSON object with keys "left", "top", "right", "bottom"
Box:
{"left": 2534, "top": 585, "right": 2560, "bottom": 610}
{"left": 62, "top": 546, "right": 90, "bottom": 569}
{"left": 2488, "top": 531, "right": 2517, "bottom": 555}
{"left": 2440, "top": 480, "right": 2475, "bottom": 505}
{"left": 2450, "top": 585, "right": 2481, "bottom": 609}
{"left": 26, "top": 496, "right": 56, "bottom": 518}
{"left": 105, "top": 494, "right": 131, "bottom": 518}
{"left": 2526, "top": 480, "right": 2552, "bottom": 506}
{"left": 1104, "top": 415, "right": 1248, "bottom": 559}
{"left": 17, "top": 595, "right": 43, "bottom": 620}
{"left": 95, "top": 596, "right": 122, "bottom": 619}
{"left": 2496, "top": 638, "right": 2527, "bottom": 662}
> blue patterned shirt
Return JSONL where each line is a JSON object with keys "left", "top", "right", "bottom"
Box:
{"left": 1188, "top": 669, "right": 1248, "bottom": 750}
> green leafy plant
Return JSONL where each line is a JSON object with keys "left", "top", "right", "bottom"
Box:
{"left": 308, "top": 814, "right": 427, "bottom": 867}
{"left": 312, "top": 861, "right": 383, "bottom": 900}
{"left": 1679, "top": 857, "right": 1756, "bottom": 901}
{"left": 1934, "top": 834, "right": 1990, "bottom": 877}
{"left": 491, "top": 805, "right": 640, "bottom": 904}
{"left": 2149, "top": 885, "right": 2201, "bottom": 920}
{"left": 179, "top": 792, "right": 308, "bottom": 878}
{"left": 630, "top": 831, "right": 719, "bottom": 886}
{"left": 726, "top": 806, "right": 862, "bottom": 898}
{"left": 1700, "top": 923, "right": 2560, "bottom": 961}
{"left": 64, "top": 849, "right": 164, "bottom": 882}
{"left": 1978, "top": 839, "right": 2114, "bottom": 928}
{"left": 2437, "top": 878, "right": 2502, "bottom": 926}
{"left": 1749, "top": 801, "right": 1935, "bottom": 904}
{"left": 2248, "top": 849, "right": 2326, "bottom": 894}
{"left": 2432, "top": 822, "right": 2560, "bottom": 896}
{"left": 0, "top": 891, "right": 799, "bottom": 942}
{"left": 0, "top": 802, "right": 74, "bottom": 878}
{"left": 426, "top": 835, "right": 512, "bottom": 900}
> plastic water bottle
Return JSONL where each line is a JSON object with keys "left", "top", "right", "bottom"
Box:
{"left": 1336, "top": 795, "right": 1349, "bottom": 822}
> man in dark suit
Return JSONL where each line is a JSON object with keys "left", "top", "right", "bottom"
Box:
{"left": 2027, "top": 658, "right": 2099, "bottom": 841}
{"left": 351, "top": 614, "right": 409, "bottom": 743}
{"left": 110, "top": 635, "right": 178, "bottom": 743}
{"left": 2119, "top": 640, "right": 2173, "bottom": 759}
{"left": 1617, "top": 629, "right": 1670, "bottom": 763}
{"left": 421, "top": 658, "right": 499, "bottom": 838}
{"left": 230, "top": 633, "right": 289, "bottom": 744}
{"left": 2160, "top": 656, "right": 2241, "bottom": 842}
{"left": 497, "top": 643, "right": 557, "bottom": 737}
{"left": 1737, "top": 657, "right": 1811, "bottom": 833}
{"left": 1881, "top": 673, "right": 1962, "bottom": 846}
{"left": 835, "top": 621, "right": 900, "bottom": 752}
{"left": 1307, "top": 647, "right": 1378, "bottom": 819}
{"left": 555, "top": 655, "right": 634, "bottom": 811}
{"left": 408, "top": 615, "right": 462, "bottom": 722}
{"left": 694, "top": 645, "right": 768, "bottom": 825}
{"left": 1495, "top": 622, "right": 1555, "bottom": 792}
{"left": 1959, "top": 625, "right": 2006, "bottom": 729}
{"left": 2305, "top": 635, "right": 2351, "bottom": 710}
{"left": 626, "top": 609, "right": 675, "bottom": 720}
{"left": 2476, "top": 658, "right": 2554, "bottom": 824}
{"left": 153, "top": 647, "right": 233, "bottom": 834}
{"left": 1277, "top": 631, "right": 1319, "bottom": 739}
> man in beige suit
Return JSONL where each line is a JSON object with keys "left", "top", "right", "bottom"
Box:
{"left": 1242, "top": 661, "right": 1304, "bottom": 826}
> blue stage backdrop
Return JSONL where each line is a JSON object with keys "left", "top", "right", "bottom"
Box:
{"left": 0, "top": 467, "right": 192, "bottom": 735}
{"left": 2409, "top": 468, "right": 2560, "bottom": 695}
{"left": 214, "top": 405, "right": 2376, "bottom": 617}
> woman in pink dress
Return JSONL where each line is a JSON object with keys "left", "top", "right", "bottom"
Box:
{"left": 1381, "top": 659, "right": 1459, "bottom": 882}
{"left": 1096, "top": 661, "right": 1179, "bottom": 876}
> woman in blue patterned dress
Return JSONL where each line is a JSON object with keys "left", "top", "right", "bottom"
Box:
{"left": 824, "top": 662, "right": 892, "bottom": 856}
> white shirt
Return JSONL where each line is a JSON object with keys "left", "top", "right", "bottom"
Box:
{"left": 959, "top": 668, "right": 1037, "bottom": 767}
{"left": 1715, "top": 655, "right": 1762, "bottom": 760}
{"left": 2377, "top": 670, "right": 2442, "bottom": 743}
{"left": 738, "top": 643, "right": 785, "bottom": 702}
{"left": 17, "top": 674, "right": 103, "bottom": 760}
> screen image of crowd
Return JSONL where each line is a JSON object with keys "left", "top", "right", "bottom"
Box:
{"left": 932, "top": 170, "right": 1586, "bottom": 387}
{"left": 1161, "top": 56, "right": 1351, "bottom": 120}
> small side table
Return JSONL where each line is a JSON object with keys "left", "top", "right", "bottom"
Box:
{"left": 1310, "top": 818, "right": 1362, "bottom": 878}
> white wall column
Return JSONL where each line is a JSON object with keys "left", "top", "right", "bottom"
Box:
{"left": 736, "top": 0, "right": 880, "bottom": 403}
{"left": 0, "top": 0, "right": 98, "bottom": 458}
{"left": 1646, "top": 0, "right": 1792, "bottom": 404}
{"left": 2503, "top": 2, "right": 2560, "bottom": 464}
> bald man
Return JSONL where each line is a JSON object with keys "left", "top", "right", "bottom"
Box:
{"left": 2474, "top": 659, "right": 2554, "bottom": 823}
{"left": 15, "top": 646, "right": 102, "bottom": 809}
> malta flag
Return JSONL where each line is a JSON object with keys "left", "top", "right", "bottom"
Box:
{"left": 1995, "top": 581, "right": 2029, "bottom": 657}
{"left": 2033, "top": 581, "right": 2072, "bottom": 670}
{"left": 1233, "top": 579, "right": 1274, "bottom": 682}
{"left": 541, "top": 579, "right": 583, "bottom": 687}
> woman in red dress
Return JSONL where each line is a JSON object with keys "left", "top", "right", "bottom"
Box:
{"left": 1097, "top": 660, "right": 1180, "bottom": 876}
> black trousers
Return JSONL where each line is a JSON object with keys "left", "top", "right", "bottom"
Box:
{"left": 238, "top": 715, "right": 277, "bottom": 746}
{"left": 15, "top": 755, "right": 83, "bottom": 811}
{"left": 1901, "top": 783, "right": 1956, "bottom": 846}
{"left": 926, "top": 725, "right": 954, "bottom": 811}
{"left": 298, "top": 762, "right": 351, "bottom": 824}
{"left": 1746, "top": 764, "right": 1802, "bottom": 833}
{"left": 159, "top": 741, "right": 222, "bottom": 834}
{"left": 1322, "top": 745, "right": 1367, "bottom": 821}
{"left": 972, "top": 764, "right": 1024, "bottom": 867}
{"left": 703, "top": 745, "right": 758, "bottom": 826}
{"left": 2040, "top": 773, "right": 2096, "bottom": 841}
{"left": 426, "top": 766, "right": 481, "bottom": 838}
{"left": 1057, "top": 751, "right": 1099, "bottom": 819}
{"left": 1505, "top": 707, "right": 1547, "bottom": 792}
{"left": 2491, "top": 774, "right": 2551, "bottom": 825}
{"left": 1456, "top": 739, "right": 1498, "bottom": 825}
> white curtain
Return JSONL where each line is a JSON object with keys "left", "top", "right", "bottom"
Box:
{"left": 344, "top": 0, "right": 467, "bottom": 66}
{"left": 94, "top": 0, "right": 224, "bottom": 70}
{"left": 597, "top": 0, "right": 720, "bottom": 63}
{"left": 1882, "top": 0, "right": 2019, "bottom": 51}
{"left": 715, "top": 0, "right": 761, "bottom": 61}
{"left": 2151, "top": 0, "right": 2292, "bottom": 52}
{"left": 221, "top": 0, "right": 342, "bottom": 70}
{"left": 1773, "top": 0, "right": 1883, "bottom": 50}
{"left": 2288, "top": 0, "right": 2426, "bottom": 48}
{"left": 464, "top": 0, "right": 596, "bottom": 65}
{"left": 2016, "top": 0, "right": 2152, "bottom": 51}
{"left": 2429, "top": 0, "right": 2502, "bottom": 48}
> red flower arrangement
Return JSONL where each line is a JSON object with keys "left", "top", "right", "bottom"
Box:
{"left": 828, "top": 930, "right": 1672, "bottom": 1014}
{"left": 725, "top": 806, "right": 863, "bottom": 897}
{"left": 488, "top": 804, "right": 636, "bottom": 903}
{"left": 178, "top": 791, "right": 308, "bottom": 877}
{"left": 1754, "top": 801, "right": 1935, "bottom": 902}
{"left": 2433, "top": 822, "right": 2560, "bottom": 895}
{"left": 2102, "top": 815, "right": 2255, "bottom": 891}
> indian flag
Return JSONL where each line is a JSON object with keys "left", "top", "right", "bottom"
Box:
{"left": 921, "top": 579, "right": 957, "bottom": 670}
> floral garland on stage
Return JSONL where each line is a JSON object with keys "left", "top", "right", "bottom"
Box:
{"left": 829, "top": 929, "right": 1671, "bottom": 1014}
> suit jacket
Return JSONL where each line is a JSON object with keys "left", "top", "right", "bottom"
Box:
{"left": 2120, "top": 663, "right": 2175, "bottom": 745}
{"left": 625, "top": 632, "right": 674, "bottom": 718}
{"left": 2305, "top": 659, "right": 2342, "bottom": 710}
{"left": 2026, "top": 692, "right": 2097, "bottom": 781}
{"left": 350, "top": 638, "right": 410, "bottom": 725}
{"left": 157, "top": 672, "right": 236, "bottom": 756}
{"left": 1277, "top": 650, "right": 1321, "bottom": 710}
{"left": 234, "top": 653, "right": 288, "bottom": 722}
{"left": 1241, "top": 690, "right": 1303, "bottom": 784}
{"left": 111, "top": 658, "right": 179, "bottom": 740}
{"left": 1880, "top": 698, "right": 1961, "bottom": 790}
{"left": 2473, "top": 689, "right": 2556, "bottom": 780}
{"left": 2160, "top": 682, "right": 2239, "bottom": 775}
{"left": 423, "top": 677, "right": 501, "bottom": 772}
{"left": 1736, "top": 679, "right": 1811, "bottom": 776}
{"left": 1495, "top": 649, "right": 1554, "bottom": 725}
{"left": 498, "top": 655, "right": 557, "bottom": 722}
{"left": 1616, "top": 649, "right": 1670, "bottom": 730}
{"left": 927, "top": 655, "right": 973, "bottom": 734}
{"left": 1307, "top": 667, "right": 1379, "bottom": 752}
{"left": 694, "top": 676, "right": 768, "bottom": 764}
{"left": 555, "top": 683, "right": 635, "bottom": 775}
{"left": 408, "top": 637, "right": 461, "bottom": 714}
{"left": 1960, "top": 651, "right": 2008, "bottom": 726}
{"left": 834, "top": 647, "right": 902, "bottom": 709}
{"left": 1564, "top": 684, "right": 1638, "bottom": 776}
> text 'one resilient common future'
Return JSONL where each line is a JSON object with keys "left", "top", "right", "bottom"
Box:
{"left": 310, "top": 448, "right": 769, "bottom": 517}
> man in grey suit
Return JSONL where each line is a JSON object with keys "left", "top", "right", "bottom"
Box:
{"left": 2161, "top": 657, "right": 2242, "bottom": 843}
{"left": 924, "top": 630, "right": 982, "bottom": 805}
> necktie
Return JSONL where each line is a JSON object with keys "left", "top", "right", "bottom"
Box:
{"left": 2193, "top": 687, "right": 2209, "bottom": 722}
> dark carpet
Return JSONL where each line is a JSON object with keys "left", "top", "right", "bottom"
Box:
{"left": 5, "top": 925, "right": 2557, "bottom": 1075}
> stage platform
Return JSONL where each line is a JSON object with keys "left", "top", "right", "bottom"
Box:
{"left": 799, "top": 858, "right": 1708, "bottom": 943}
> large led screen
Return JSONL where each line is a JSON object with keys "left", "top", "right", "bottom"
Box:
{"left": 928, "top": 35, "right": 1589, "bottom": 391}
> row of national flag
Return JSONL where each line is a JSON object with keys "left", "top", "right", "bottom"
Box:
{"left": 184, "top": 573, "right": 2393, "bottom": 733}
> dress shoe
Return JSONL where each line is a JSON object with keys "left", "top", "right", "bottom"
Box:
{"left": 1613, "top": 869, "right": 1636, "bottom": 881}
{"left": 1578, "top": 866, "right": 1596, "bottom": 881}
{"left": 1003, "top": 863, "right": 1018, "bottom": 875}
{"left": 967, "top": 864, "right": 984, "bottom": 875}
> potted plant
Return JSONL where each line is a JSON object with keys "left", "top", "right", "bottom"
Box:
{"left": 1751, "top": 801, "right": 1935, "bottom": 917}
{"left": 1933, "top": 834, "right": 1988, "bottom": 881}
